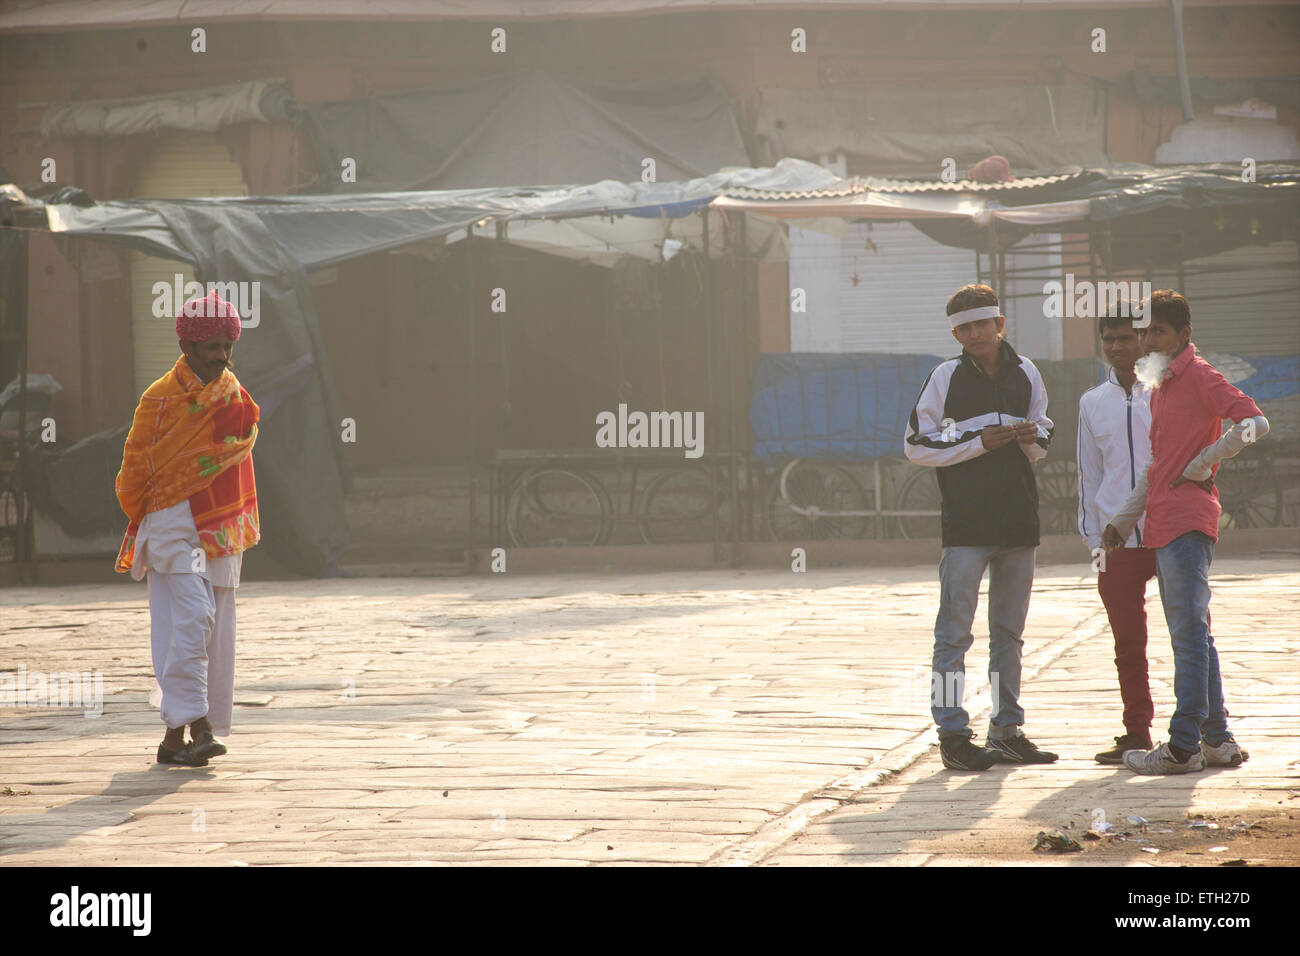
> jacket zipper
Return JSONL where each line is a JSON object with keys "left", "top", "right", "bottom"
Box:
{"left": 1126, "top": 392, "right": 1135, "bottom": 488}
{"left": 970, "top": 349, "right": 1006, "bottom": 422}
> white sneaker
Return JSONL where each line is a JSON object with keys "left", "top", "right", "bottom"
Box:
{"left": 1201, "top": 739, "right": 1249, "bottom": 767}
{"left": 1122, "top": 741, "right": 1205, "bottom": 775}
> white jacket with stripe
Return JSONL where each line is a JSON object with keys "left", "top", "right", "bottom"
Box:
{"left": 1076, "top": 368, "right": 1151, "bottom": 552}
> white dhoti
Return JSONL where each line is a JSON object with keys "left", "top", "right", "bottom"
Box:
{"left": 148, "top": 572, "right": 237, "bottom": 735}
{"left": 134, "top": 499, "right": 242, "bottom": 737}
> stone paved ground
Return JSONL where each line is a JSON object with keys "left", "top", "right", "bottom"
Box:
{"left": 1, "top": 557, "right": 1296, "bottom": 866}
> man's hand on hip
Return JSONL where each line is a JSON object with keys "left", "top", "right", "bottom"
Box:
{"left": 1171, "top": 472, "right": 1214, "bottom": 493}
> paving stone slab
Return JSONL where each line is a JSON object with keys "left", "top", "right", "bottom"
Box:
{"left": 3, "top": 559, "right": 1295, "bottom": 866}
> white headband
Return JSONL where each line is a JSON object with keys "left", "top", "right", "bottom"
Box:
{"left": 948, "top": 305, "right": 1001, "bottom": 329}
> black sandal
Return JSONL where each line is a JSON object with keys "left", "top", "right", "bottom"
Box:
{"left": 191, "top": 731, "right": 228, "bottom": 761}
{"left": 157, "top": 741, "right": 209, "bottom": 766}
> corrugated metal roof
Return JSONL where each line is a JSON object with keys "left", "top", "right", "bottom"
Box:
{"left": 725, "top": 180, "right": 870, "bottom": 201}
{"left": 863, "top": 171, "right": 1087, "bottom": 192}
{"left": 724, "top": 169, "right": 1086, "bottom": 200}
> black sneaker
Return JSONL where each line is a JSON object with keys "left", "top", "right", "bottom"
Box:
{"left": 1095, "top": 732, "right": 1153, "bottom": 765}
{"left": 940, "top": 735, "right": 1001, "bottom": 771}
{"left": 985, "top": 734, "right": 1059, "bottom": 764}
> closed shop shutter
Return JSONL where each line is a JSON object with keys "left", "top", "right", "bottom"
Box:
{"left": 788, "top": 224, "right": 843, "bottom": 352}
{"left": 1154, "top": 241, "right": 1300, "bottom": 356}
{"left": 790, "top": 222, "right": 1071, "bottom": 359}
{"left": 129, "top": 135, "right": 246, "bottom": 397}
{"left": 837, "top": 221, "right": 979, "bottom": 355}
{"left": 1000, "top": 233, "right": 1064, "bottom": 360}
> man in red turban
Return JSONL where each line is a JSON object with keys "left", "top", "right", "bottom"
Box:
{"left": 115, "top": 290, "right": 260, "bottom": 767}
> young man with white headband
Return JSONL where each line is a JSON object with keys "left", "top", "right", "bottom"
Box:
{"left": 905, "top": 284, "right": 1057, "bottom": 770}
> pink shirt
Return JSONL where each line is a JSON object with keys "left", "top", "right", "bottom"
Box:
{"left": 1143, "top": 343, "right": 1262, "bottom": 549}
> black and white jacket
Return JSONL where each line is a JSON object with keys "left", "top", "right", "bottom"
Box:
{"left": 904, "top": 339, "right": 1053, "bottom": 547}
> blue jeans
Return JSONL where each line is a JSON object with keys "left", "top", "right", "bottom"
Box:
{"left": 1155, "top": 531, "right": 1233, "bottom": 752}
{"left": 932, "top": 546, "right": 1035, "bottom": 740}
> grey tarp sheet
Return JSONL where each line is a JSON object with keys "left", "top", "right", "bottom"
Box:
{"left": 906, "top": 162, "right": 1300, "bottom": 255}
{"left": 754, "top": 84, "right": 1110, "bottom": 173}
{"left": 40, "top": 80, "right": 295, "bottom": 139}
{"left": 297, "top": 70, "right": 751, "bottom": 192}
{"left": 34, "top": 159, "right": 838, "bottom": 574}
{"left": 46, "top": 158, "right": 837, "bottom": 268}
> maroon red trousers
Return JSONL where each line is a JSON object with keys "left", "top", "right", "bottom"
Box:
{"left": 1097, "top": 547, "right": 1157, "bottom": 736}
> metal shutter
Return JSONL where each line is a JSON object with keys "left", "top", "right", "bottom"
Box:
{"left": 129, "top": 135, "right": 247, "bottom": 397}
{"left": 788, "top": 224, "right": 843, "bottom": 352}
{"left": 1000, "top": 233, "right": 1064, "bottom": 360}
{"left": 1153, "top": 241, "right": 1300, "bottom": 356}
{"left": 837, "top": 222, "right": 978, "bottom": 355}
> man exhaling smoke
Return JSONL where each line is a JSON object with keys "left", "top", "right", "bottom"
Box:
{"left": 1134, "top": 349, "right": 1171, "bottom": 389}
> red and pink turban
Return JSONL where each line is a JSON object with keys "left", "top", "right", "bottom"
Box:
{"left": 176, "top": 291, "right": 242, "bottom": 342}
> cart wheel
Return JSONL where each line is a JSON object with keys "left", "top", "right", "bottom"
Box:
{"left": 895, "top": 468, "right": 942, "bottom": 540}
{"left": 507, "top": 467, "right": 613, "bottom": 547}
{"left": 1216, "top": 456, "right": 1282, "bottom": 529}
{"left": 637, "top": 464, "right": 731, "bottom": 544}
{"left": 765, "top": 460, "right": 873, "bottom": 541}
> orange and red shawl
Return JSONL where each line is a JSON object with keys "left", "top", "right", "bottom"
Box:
{"left": 115, "top": 355, "right": 260, "bottom": 573}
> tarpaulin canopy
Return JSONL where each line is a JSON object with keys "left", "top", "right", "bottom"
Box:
{"left": 1052, "top": 162, "right": 1300, "bottom": 219}
{"left": 913, "top": 162, "right": 1300, "bottom": 254}
{"left": 297, "top": 70, "right": 751, "bottom": 192}
{"left": 44, "top": 158, "right": 835, "bottom": 268}
{"left": 462, "top": 211, "right": 794, "bottom": 266}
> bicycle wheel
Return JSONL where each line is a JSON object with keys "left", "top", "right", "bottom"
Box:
{"left": 507, "top": 467, "right": 613, "bottom": 547}
{"left": 1036, "top": 459, "right": 1078, "bottom": 535}
{"left": 895, "top": 467, "right": 942, "bottom": 540}
{"left": 637, "top": 464, "right": 731, "bottom": 544}
{"left": 765, "top": 460, "right": 872, "bottom": 540}
{"left": 1216, "top": 456, "right": 1282, "bottom": 529}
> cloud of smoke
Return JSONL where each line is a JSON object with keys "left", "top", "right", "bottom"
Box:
{"left": 1135, "top": 350, "right": 1172, "bottom": 389}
